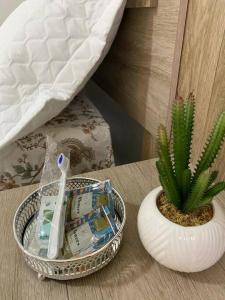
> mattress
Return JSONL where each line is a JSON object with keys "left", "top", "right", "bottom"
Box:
{"left": 0, "top": 92, "right": 114, "bottom": 191}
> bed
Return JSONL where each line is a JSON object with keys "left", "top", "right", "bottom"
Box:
{"left": 0, "top": 92, "right": 114, "bottom": 191}
{"left": 0, "top": 0, "right": 124, "bottom": 190}
{"left": 0, "top": 0, "right": 189, "bottom": 190}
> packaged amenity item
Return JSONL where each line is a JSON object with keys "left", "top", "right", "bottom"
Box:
{"left": 63, "top": 206, "right": 118, "bottom": 258}
{"left": 31, "top": 194, "right": 68, "bottom": 258}
{"left": 28, "top": 136, "right": 71, "bottom": 258}
{"left": 47, "top": 153, "right": 69, "bottom": 259}
{"left": 68, "top": 180, "right": 114, "bottom": 225}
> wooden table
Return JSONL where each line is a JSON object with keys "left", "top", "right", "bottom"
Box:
{"left": 1, "top": 159, "right": 225, "bottom": 300}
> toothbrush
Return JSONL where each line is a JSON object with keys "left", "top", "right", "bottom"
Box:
{"left": 47, "top": 153, "right": 69, "bottom": 259}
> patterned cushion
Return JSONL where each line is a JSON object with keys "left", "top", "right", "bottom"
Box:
{"left": 0, "top": 92, "right": 114, "bottom": 191}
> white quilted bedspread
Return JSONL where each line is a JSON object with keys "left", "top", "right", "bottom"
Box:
{"left": 0, "top": 0, "right": 126, "bottom": 149}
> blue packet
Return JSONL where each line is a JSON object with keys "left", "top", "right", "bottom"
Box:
{"left": 67, "top": 180, "right": 115, "bottom": 224}
{"left": 63, "top": 206, "right": 118, "bottom": 258}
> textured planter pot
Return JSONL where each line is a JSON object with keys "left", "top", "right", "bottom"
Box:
{"left": 137, "top": 186, "right": 225, "bottom": 272}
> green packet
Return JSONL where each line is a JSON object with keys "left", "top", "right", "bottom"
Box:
{"left": 37, "top": 195, "right": 67, "bottom": 242}
{"left": 63, "top": 206, "right": 118, "bottom": 259}
{"left": 65, "top": 180, "right": 115, "bottom": 225}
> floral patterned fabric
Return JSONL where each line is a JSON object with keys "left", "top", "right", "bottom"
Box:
{"left": 0, "top": 93, "right": 114, "bottom": 191}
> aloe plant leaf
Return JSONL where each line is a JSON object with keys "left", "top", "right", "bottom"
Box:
{"left": 181, "top": 168, "right": 192, "bottom": 200}
{"left": 157, "top": 125, "right": 173, "bottom": 169}
{"left": 193, "top": 112, "right": 225, "bottom": 182}
{"left": 183, "top": 94, "right": 195, "bottom": 169}
{"left": 172, "top": 101, "right": 186, "bottom": 190}
{"left": 208, "top": 170, "right": 219, "bottom": 188}
{"left": 158, "top": 175, "right": 178, "bottom": 207}
{"left": 184, "top": 171, "right": 211, "bottom": 213}
{"left": 157, "top": 125, "right": 177, "bottom": 187}
{"left": 156, "top": 160, "right": 181, "bottom": 208}
{"left": 197, "top": 196, "right": 213, "bottom": 208}
{"left": 184, "top": 172, "right": 222, "bottom": 211}
{"left": 198, "top": 182, "right": 225, "bottom": 208}
{"left": 157, "top": 125, "right": 181, "bottom": 206}
{"left": 205, "top": 181, "right": 225, "bottom": 198}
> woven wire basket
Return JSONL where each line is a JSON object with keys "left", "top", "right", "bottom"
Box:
{"left": 13, "top": 177, "right": 126, "bottom": 281}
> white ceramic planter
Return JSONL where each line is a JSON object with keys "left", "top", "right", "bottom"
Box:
{"left": 137, "top": 186, "right": 225, "bottom": 272}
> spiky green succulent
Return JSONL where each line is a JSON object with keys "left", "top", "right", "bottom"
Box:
{"left": 156, "top": 94, "right": 225, "bottom": 213}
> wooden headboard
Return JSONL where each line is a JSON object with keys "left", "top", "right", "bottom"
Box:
{"left": 94, "top": 0, "right": 188, "bottom": 158}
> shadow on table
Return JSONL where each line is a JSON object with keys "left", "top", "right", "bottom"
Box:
{"left": 175, "top": 260, "right": 225, "bottom": 285}
{"left": 66, "top": 201, "right": 154, "bottom": 288}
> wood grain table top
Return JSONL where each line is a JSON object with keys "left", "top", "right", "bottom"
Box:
{"left": 1, "top": 159, "right": 225, "bottom": 300}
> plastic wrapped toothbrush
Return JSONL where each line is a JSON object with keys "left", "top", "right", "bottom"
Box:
{"left": 26, "top": 151, "right": 70, "bottom": 258}
{"left": 47, "top": 153, "right": 69, "bottom": 259}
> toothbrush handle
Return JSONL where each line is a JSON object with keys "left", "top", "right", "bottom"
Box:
{"left": 47, "top": 174, "right": 66, "bottom": 259}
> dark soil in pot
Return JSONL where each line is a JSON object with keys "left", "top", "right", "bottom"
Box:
{"left": 157, "top": 193, "right": 213, "bottom": 226}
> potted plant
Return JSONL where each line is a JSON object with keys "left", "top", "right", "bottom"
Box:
{"left": 137, "top": 94, "right": 225, "bottom": 272}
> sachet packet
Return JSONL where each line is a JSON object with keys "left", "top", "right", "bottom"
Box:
{"left": 27, "top": 195, "right": 68, "bottom": 258}
{"left": 66, "top": 180, "right": 114, "bottom": 224}
{"left": 63, "top": 206, "right": 117, "bottom": 258}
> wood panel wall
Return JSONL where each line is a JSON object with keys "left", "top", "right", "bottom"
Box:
{"left": 177, "top": 0, "right": 225, "bottom": 178}
{"left": 94, "top": 0, "right": 188, "bottom": 159}
{"left": 126, "top": 0, "right": 158, "bottom": 8}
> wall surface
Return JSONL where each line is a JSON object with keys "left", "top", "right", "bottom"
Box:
{"left": 0, "top": 0, "right": 23, "bottom": 24}
{"left": 177, "top": 0, "right": 225, "bottom": 178}
{"left": 85, "top": 81, "right": 146, "bottom": 165}
{"left": 94, "top": 0, "right": 188, "bottom": 158}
